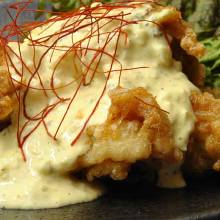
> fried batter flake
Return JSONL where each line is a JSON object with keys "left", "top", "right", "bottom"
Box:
{"left": 78, "top": 87, "right": 183, "bottom": 180}
{"left": 154, "top": 5, "right": 205, "bottom": 58}
{"left": 0, "top": 48, "right": 13, "bottom": 121}
{"left": 187, "top": 92, "right": 220, "bottom": 172}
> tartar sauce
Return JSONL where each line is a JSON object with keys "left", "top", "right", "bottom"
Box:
{"left": 0, "top": 2, "right": 198, "bottom": 209}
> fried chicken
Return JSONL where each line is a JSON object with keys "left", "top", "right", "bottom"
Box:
{"left": 0, "top": 3, "right": 204, "bottom": 182}
{"left": 0, "top": 2, "right": 218, "bottom": 185}
{"left": 185, "top": 92, "right": 220, "bottom": 173}
{"left": 75, "top": 4, "right": 205, "bottom": 181}
{"left": 86, "top": 160, "right": 130, "bottom": 181}
{"left": 154, "top": 4, "right": 204, "bottom": 58}
{"left": 153, "top": 4, "right": 205, "bottom": 88}
{"left": 0, "top": 48, "right": 13, "bottom": 121}
{"left": 77, "top": 87, "right": 183, "bottom": 181}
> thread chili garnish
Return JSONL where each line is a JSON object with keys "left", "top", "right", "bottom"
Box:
{"left": 0, "top": 0, "right": 170, "bottom": 161}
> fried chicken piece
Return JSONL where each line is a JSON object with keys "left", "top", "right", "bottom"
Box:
{"left": 0, "top": 49, "right": 13, "bottom": 121}
{"left": 152, "top": 4, "right": 205, "bottom": 88}
{"left": 0, "top": 70, "right": 12, "bottom": 96}
{"left": 0, "top": 44, "right": 6, "bottom": 66}
{"left": 203, "top": 88, "right": 220, "bottom": 99}
{"left": 78, "top": 87, "right": 183, "bottom": 181}
{"left": 0, "top": 96, "right": 13, "bottom": 121}
{"left": 186, "top": 92, "right": 220, "bottom": 173}
{"left": 154, "top": 4, "right": 205, "bottom": 58}
{"left": 154, "top": 7, "right": 219, "bottom": 177}
{"left": 86, "top": 160, "right": 130, "bottom": 181}
{"left": 171, "top": 39, "right": 205, "bottom": 88}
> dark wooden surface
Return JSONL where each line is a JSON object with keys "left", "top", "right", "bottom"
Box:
{"left": 1, "top": 1, "right": 220, "bottom": 219}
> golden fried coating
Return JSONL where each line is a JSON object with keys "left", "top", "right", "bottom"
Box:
{"left": 78, "top": 87, "right": 183, "bottom": 180}
{"left": 0, "top": 96, "right": 13, "bottom": 121}
{"left": 153, "top": 4, "right": 205, "bottom": 88}
{"left": 85, "top": 160, "right": 130, "bottom": 181}
{"left": 0, "top": 45, "right": 6, "bottom": 66}
{"left": 0, "top": 48, "right": 13, "bottom": 121}
{"left": 0, "top": 70, "right": 13, "bottom": 96}
{"left": 171, "top": 40, "right": 205, "bottom": 88}
{"left": 154, "top": 5, "right": 205, "bottom": 58}
{"left": 203, "top": 88, "right": 220, "bottom": 99}
{"left": 186, "top": 92, "right": 220, "bottom": 173}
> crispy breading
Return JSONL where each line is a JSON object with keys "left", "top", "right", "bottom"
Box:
{"left": 154, "top": 5, "right": 205, "bottom": 58}
{"left": 203, "top": 88, "right": 220, "bottom": 99}
{"left": 171, "top": 39, "right": 205, "bottom": 88}
{"left": 0, "top": 44, "right": 6, "bottom": 66}
{"left": 85, "top": 160, "right": 130, "bottom": 181}
{"left": 78, "top": 87, "right": 183, "bottom": 180}
{"left": 0, "top": 70, "right": 13, "bottom": 96}
{"left": 186, "top": 92, "right": 220, "bottom": 173}
{"left": 0, "top": 96, "right": 13, "bottom": 121}
{"left": 0, "top": 48, "right": 13, "bottom": 121}
{"left": 153, "top": 4, "right": 205, "bottom": 88}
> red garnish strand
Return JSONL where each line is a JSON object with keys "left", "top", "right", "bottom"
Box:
{"left": 134, "top": 96, "right": 169, "bottom": 114}
{"left": 0, "top": 0, "right": 171, "bottom": 160}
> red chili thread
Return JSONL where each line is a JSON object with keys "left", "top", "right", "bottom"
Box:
{"left": 134, "top": 96, "right": 169, "bottom": 114}
{"left": 0, "top": 0, "right": 172, "bottom": 160}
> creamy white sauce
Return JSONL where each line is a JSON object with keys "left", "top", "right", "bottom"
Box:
{"left": 0, "top": 3, "right": 198, "bottom": 209}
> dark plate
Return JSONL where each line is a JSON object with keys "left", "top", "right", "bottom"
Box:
{"left": 1, "top": 176, "right": 220, "bottom": 220}
{"left": 0, "top": 1, "right": 220, "bottom": 220}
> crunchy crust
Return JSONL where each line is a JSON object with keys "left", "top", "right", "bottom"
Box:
{"left": 77, "top": 87, "right": 183, "bottom": 181}
{"left": 0, "top": 96, "right": 13, "bottom": 121}
{"left": 82, "top": 89, "right": 220, "bottom": 181}
{"left": 153, "top": 5, "right": 205, "bottom": 58}
{"left": 186, "top": 92, "right": 220, "bottom": 173}
{"left": 85, "top": 160, "right": 130, "bottom": 181}
{"left": 203, "top": 88, "right": 220, "bottom": 99}
{"left": 153, "top": 5, "right": 205, "bottom": 88}
{"left": 0, "top": 48, "right": 13, "bottom": 121}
